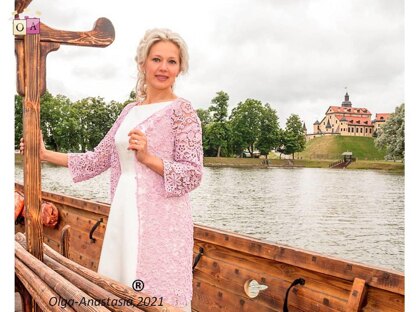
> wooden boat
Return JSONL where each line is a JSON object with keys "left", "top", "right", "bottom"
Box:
{"left": 15, "top": 183, "right": 404, "bottom": 311}
{"left": 13, "top": 0, "right": 404, "bottom": 310}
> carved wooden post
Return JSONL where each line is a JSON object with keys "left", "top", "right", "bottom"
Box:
{"left": 15, "top": 1, "right": 115, "bottom": 260}
{"left": 22, "top": 32, "right": 43, "bottom": 260}
{"left": 15, "top": 0, "right": 115, "bottom": 310}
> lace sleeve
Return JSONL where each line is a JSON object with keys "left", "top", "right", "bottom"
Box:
{"left": 67, "top": 104, "right": 132, "bottom": 183}
{"left": 163, "top": 100, "right": 203, "bottom": 197}
{"left": 67, "top": 130, "right": 114, "bottom": 183}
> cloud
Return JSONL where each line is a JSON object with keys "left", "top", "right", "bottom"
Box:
{"left": 71, "top": 63, "right": 118, "bottom": 80}
{"left": 21, "top": 0, "right": 403, "bottom": 131}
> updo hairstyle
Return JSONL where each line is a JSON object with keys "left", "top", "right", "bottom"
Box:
{"left": 134, "top": 28, "right": 189, "bottom": 101}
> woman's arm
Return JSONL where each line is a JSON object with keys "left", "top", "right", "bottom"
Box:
{"left": 68, "top": 103, "right": 134, "bottom": 182}
{"left": 128, "top": 100, "right": 203, "bottom": 189}
{"left": 161, "top": 100, "right": 203, "bottom": 197}
{"left": 141, "top": 154, "right": 164, "bottom": 176}
{"left": 42, "top": 149, "right": 68, "bottom": 167}
{"left": 20, "top": 135, "right": 68, "bottom": 167}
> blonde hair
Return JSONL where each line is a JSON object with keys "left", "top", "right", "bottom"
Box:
{"left": 134, "top": 28, "right": 189, "bottom": 101}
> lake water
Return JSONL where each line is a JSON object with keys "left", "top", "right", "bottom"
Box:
{"left": 15, "top": 164, "right": 404, "bottom": 272}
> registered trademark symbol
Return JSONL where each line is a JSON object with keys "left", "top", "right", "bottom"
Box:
{"left": 132, "top": 279, "right": 144, "bottom": 292}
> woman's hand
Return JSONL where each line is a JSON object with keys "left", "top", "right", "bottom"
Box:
{"left": 19, "top": 132, "right": 47, "bottom": 160}
{"left": 19, "top": 137, "right": 24, "bottom": 155}
{"left": 128, "top": 129, "right": 151, "bottom": 164}
{"left": 20, "top": 132, "right": 68, "bottom": 167}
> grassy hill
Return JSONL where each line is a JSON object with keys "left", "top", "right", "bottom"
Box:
{"left": 299, "top": 135, "right": 386, "bottom": 160}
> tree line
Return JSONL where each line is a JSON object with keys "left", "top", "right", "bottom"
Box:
{"left": 15, "top": 91, "right": 134, "bottom": 152}
{"left": 16, "top": 90, "right": 403, "bottom": 160}
{"left": 15, "top": 90, "right": 307, "bottom": 158}
{"left": 197, "top": 91, "right": 306, "bottom": 158}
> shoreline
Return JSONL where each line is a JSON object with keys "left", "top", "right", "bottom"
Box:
{"left": 203, "top": 157, "right": 404, "bottom": 172}
{"left": 14, "top": 154, "right": 404, "bottom": 172}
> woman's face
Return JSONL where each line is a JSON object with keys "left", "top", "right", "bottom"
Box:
{"left": 142, "top": 40, "right": 181, "bottom": 94}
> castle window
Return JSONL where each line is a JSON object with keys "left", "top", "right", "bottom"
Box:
{"left": 365, "top": 128, "right": 367, "bottom": 133}
{"left": 369, "top": 128, "right": 372, "bottom": 134}
{"left": 360, "top": 128, "right": 363, "bottom": 133}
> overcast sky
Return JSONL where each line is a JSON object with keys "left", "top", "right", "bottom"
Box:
{"left": 20, "top": 0, "right": 404, "bottom": 132}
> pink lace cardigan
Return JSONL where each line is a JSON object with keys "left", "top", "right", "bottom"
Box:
{"left": 67, "top": 98, "right": 203, "bottom": 307}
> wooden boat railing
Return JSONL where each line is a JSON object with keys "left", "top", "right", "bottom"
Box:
{"left": 15, "top": 183, "right": 404, "bottom": 311}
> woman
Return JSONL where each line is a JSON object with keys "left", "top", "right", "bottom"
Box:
{"left": 21, "top": 28, "right": 202, "bottom": 311}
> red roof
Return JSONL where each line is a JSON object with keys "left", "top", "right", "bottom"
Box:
{"left": 334, "top": 114, "right": 372, "bottom": 126}
{"left": 374, "top": 113, "right": 391, "bottom": 121}
{"left": 327, "top": 106, "right": 372, "bottom": 115}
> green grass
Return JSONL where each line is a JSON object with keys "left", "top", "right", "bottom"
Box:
{"left": 16, "top": 151, "right": 403, "bottom": 172}
{"left": 299, "top": 136, "right": 386, "bottom": 160}
{"left": 348, "top": 160, "right": 404, "bottom": 172}
{"left": 204, "top": 157, "right": 265, "bottom": 167}
{"left": 203, "top": 157, "right": 403, "bottom": 172}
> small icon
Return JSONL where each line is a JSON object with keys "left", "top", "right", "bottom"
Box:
{"left": 26, "top": 18, "right": 40, "bottom": 34}
{"left": 132, "top": 279, "right": 144, "bottom": 292}
{"left": 13, "top": 19, "right": 26, "bottom": 35}
{"left": 13, "top": 16, "right": 40, "bottom": 36}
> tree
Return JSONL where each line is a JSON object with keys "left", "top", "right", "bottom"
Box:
{"left": 72, "top": 97, "right": 120, "bottom": 152}
{"left": 277, "top": 114, "right": 306, "bottom": 159}
{"left": 207, "top": 91, "right": 230, "bottom": 157}
{"left": 40, "top": 91, "right": 74, "bottom": 151}
{"left": 15, "top": 92, "right": 74, "bottom": 151}
{"left": 257, "top": 103, "right": 281, "bottom": 159}
{"left": 375, "top": 103, "right": 405, "bottom": 160}
{"left": 196, "top": 108, "right": 212, "bottom": 128}
{"left": 204, "top": 121, "right": 232, "bottom": 157}
{"left": 15, "top": 91, "right": 126, "bottom": 153}
{"left": 229, "top": 99, "right": 263, "bottom": 156}
{"left": 124, "top": 90, "right": 137, "bottom": 105}
{"left": 196, "top": 108, "right": 215, "bottom": 156}
{"left": 14, "top": 94, "right": 23, "bottom": 149}
{"left": 209, "top": 91, "right": 229, "bottom": 123}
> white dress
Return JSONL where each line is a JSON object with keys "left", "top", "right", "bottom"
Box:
{"left": 98, "top": 101, "right": 173, "bottom": 285}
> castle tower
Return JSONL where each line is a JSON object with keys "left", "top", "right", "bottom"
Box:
{"left": 313, "top": 120, "right": 320, "bottom": 134}
{"left": 342, "top": 92, "right": 352, "bottom": 107}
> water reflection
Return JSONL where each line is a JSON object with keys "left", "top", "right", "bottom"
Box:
{"left": 15, "top": 164, "right": 404, "bottom": 271}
